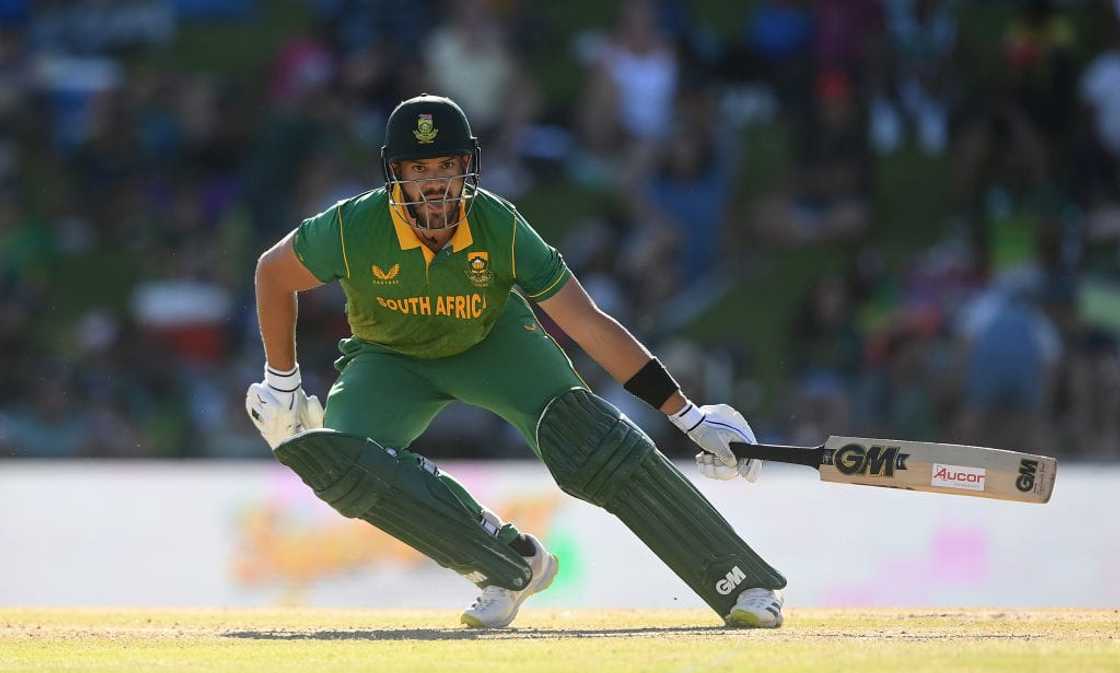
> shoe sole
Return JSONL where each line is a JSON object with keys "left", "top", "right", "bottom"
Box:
{"left": 461, "top": 554, "right": 559, "bottom": 629}
{"left": 725, "top": 608, "right": 783, "bottom": 629}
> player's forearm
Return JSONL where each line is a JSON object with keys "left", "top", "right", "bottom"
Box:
{"left": 254, "top": 258, "right": 299, "bottom": 372}
{"left": 569, "top": 312, "right": 686, "bottom": 414}
{"left": 252, "top": 232, "right": 326, "bottom": 372}
{"left": 569, "top": 310, "right": 650, "bottom": 381}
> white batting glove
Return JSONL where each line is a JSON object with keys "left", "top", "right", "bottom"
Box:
{"left": 244, "top": 365, "right": 324, "bottom": 449}
{"left": 669, "top": 401, "right": 762, "bottom": 483}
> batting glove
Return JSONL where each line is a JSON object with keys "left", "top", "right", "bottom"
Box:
{"left": 245, "top": 364, "right": 324, "bottom": 449}
{"left": 669, "top": 401, "right": 762, "bottom": 483}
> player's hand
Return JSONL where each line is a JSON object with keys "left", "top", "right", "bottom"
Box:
{"left": 669, "top": 401, "right": 762, "bottom": 483}
{"left": 695, "top": 451, "right": 761, "bottom": 481}
{"left": 244, "top": 365, "right": 324, "bottom": 449}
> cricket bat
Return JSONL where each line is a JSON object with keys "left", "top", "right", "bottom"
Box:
{"left": 730, "top": 436, "right": 1056, "bottom": 503}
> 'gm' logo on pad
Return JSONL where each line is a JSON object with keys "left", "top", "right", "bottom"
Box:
{"left": 716, "top": 566, "right": 746, "bottom": 595}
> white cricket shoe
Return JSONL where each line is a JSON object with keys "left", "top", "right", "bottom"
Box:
{"left": 725, "top": 587, "right": 784, "bottom": 628}
{"left": 460, "top": 534, "right": 558, "bottom": 628}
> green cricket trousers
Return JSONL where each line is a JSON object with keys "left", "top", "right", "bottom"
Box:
{"left": 323, "top": 294, "right": 584, "bottom": 542}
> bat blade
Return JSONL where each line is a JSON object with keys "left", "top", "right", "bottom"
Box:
{"left": 731, "top": 436, "right": 1056, "bottom": 504}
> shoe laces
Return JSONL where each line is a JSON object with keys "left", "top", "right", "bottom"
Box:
{"left": 471, "top": 585, "right": 513, "bottom": 610}
{"left": 738, "top": 588, "right": 782, "bottom": 612}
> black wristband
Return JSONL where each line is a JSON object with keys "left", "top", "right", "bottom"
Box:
{"left": 623, "top": 357, "right": 680, "bottom": 409}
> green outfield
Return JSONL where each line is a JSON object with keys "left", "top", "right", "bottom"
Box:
{"left": 1, "top": 608, "right": 1117, "bottom": 673}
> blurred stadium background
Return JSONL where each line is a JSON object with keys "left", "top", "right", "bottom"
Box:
{"left": 2, "top": 0, "right": 1120, "bottom": 611}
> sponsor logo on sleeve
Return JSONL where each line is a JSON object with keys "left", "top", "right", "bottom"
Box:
{"left": 931, "top": 463, "right": 987, "bottom": 491}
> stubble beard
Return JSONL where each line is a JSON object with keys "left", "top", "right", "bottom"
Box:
{"left": 406, "top": 184, "right": 459, "bottom": 230}
{"left": 409, "top": 201, "right": 456, "bottom": 230}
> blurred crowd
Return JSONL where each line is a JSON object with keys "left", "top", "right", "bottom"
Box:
{"left": 1, "top": 0, "right": 1118, "bottom": 460}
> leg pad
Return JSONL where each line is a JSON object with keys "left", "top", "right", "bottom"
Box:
{"left": 537, "top": 389, "right": 786, "bottom": 616}
{"left": 275, "top": 430, "right": 532, "bottom": 590}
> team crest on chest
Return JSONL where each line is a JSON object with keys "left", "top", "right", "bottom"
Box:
{"left": 465, "top": 251, "right": 493, "bottom": 288}
{"left": 413, "top": 114, "right": 438, "bottom": 144}
{"left": 372, "top": 263, "right": 400, "bottom": 285}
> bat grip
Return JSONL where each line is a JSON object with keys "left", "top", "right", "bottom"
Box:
{"left": 730, "top": 442, "right": 823, "bottom": 468}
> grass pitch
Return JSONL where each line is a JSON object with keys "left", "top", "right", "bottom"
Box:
{"left": 1, "top": 609, "right": 1117, "bottom": 673}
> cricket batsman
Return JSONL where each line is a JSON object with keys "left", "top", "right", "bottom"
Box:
{"left": 247, "top": 94, "right": 787, "bottom": 628}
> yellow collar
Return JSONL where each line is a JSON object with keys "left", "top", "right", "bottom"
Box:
{"left": 389, "top": 186, "right": 472, "bottom": 267}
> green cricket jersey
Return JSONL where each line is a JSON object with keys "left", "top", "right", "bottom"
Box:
{"left": 292, "top": 187, "right": 571, "bottom": 359}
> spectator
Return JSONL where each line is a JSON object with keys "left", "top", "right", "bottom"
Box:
{"left": 0, "top": 24, "right": 30, "bottom": 138}
{"left": 0, "top": 374, "right": 88, "bottom": 457}
{"left": 732, "top": 0, "right": 813, "bottom": 107}
{"left": 269, "top": 33, "right": 334, "bottom": 106}
{"left": 1066, "top": 332, "right": 1120, "bottom": 459}
{"left": 29, "top": 0, "right": 175, "bottom": 55}
{"left": 1076, "top": 17, "right": 1120, "bottom": 241}
{"left": 954, "top": 287, "right": 1062, "bottom": 451}
{"left": 813, "top": 0, "right": 884, "bottom": 77}
{"left": 577, "top": 0, "right": 679, "bottom": 172}
{"left": 425, "top": 0, "right": 540, "bottom": 196}
{"left": 1001, "top": 0, "right": 1077, "bottom": 147}
{"left": 754, "top": 69, "right": 871, "bottom": 246}
{"left": 788, "top": 275, "right": 863, "bottom": 442}
{"left": 879, "top": 327, "right": 940, "bottom": 441}
{"left": 314, "top": 0, "right": 433, "bottom": 55}
{"left": 952, "top": 99, "right": 1052, "bottom": 276}
{"left": 871, "top": 0, "right": 958, "bottom": 155}
{"left": 1, "top": 1, "right": 1118, "bottom": 459}
{"left": 628, "top": 88, "right": 736, "bottom": 288}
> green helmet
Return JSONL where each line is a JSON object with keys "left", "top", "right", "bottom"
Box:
{"left": 381, "top": 94, "right": 481, "bottom": 230}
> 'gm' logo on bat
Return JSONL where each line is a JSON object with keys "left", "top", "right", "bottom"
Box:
{"left": 834, "top": 444, "right": 910, "bottom": 476}
{"left": 715, "top": 566, "right": 746, "bottom": 595}
{"left": 1016, "top": 459, "right": 1038, "bottom": 492}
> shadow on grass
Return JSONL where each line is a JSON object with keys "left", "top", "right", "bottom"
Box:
{"left": 223, "top": 626, "right": 737, "bottom": 641}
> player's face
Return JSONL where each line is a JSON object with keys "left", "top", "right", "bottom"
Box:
{"left": 395, "top": 155, "right": 470, "bottom": 229}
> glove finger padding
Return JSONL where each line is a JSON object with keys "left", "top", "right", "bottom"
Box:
{"left": 706, "top": 436, "right": 739, "bottom": 468}
{"left": 245, "top": 383, "right": 274, "bottom": 431}
{"left": 695, "top": 452, "right": 740, "bottom": 480}
{"left": 300, "top": 393, "right": 325, "bottom": 429}
{"left": 697, "top": 404, "right": 757, "bottom": 467}
{"left": 687, "top": 424, "right": 739, "bottom": 467}
{"left": 739, "top": 457, "right": 762, "bottom": 483}
{"left": 245, "top": 382, "right": 302, "bottom": 449}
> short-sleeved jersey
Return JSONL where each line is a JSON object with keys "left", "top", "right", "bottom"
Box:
{"left": 293, "top": 187, "right": 571, "bottom": 359}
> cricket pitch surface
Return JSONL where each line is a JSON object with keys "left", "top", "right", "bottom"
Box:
{"left": 2, "top": 608, "right": 1117, "bottom": 672}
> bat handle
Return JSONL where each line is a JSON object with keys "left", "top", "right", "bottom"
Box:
{"left": 729, "top": 441, "right": 824, "bottom": 468}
